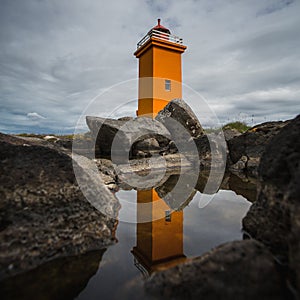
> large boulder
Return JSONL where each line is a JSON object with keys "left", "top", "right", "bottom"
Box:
{"left": 86, "top": 116, "right": 171, "bottom": 159}
{"left": 156, "top": 98, "right": 204, "bottom": 141}
{"left": 242, "top": 115, "right": 300, "bottom": 292}
{"left": 227, "top": 120, "right": 289, "bottom": 176}
{"left": 0, "top": 133, "right": 120, "bottom": 280}
{"left": 145, "top": 239, "right": 286, "bottom": 299}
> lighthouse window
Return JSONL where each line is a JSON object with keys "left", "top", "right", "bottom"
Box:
{"left": 165, "top": 79, "right": 171, "bottom": 91}
{"left": 165, "top": 210, "right": 171, "bottom": 222}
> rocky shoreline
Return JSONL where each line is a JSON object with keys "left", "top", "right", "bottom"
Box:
{"left": 0, "top": 99, "right": 299, "bottom": 299}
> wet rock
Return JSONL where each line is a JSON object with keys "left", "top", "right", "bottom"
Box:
{"left": 227, "top": 120, "right": 289, "bottom": 176}
{"left": 156, "top": 98, "right": 204, "bottom": 141}
{"left": 145, "top": 239, "right": 286, "bottom": 300}
{"left": 86, "top": 116, "right": 171, "bottom": 159}
{"left": 242, "top": 115, "right": 300, "bottom": 292}
{"left": 0, "top": 133, "right": 120, "bottom": 280}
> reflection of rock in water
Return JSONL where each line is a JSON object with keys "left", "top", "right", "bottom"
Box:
{"left": 0, "top": 249, "right": 106, "bottom": 300}
{"left": 195, "top": 171, "right": 211, "bottom": 193}
{"left": 228, "top": 174, "right": 257, "bottom": 203}
{"left": 221, "top": 173, "right": 258, "bottom": 203}
{"left": 155, "top": 174, "right": 197, "bottom": 210}
{"left": 194, "top": 171, "right": 258, "bottom": 203}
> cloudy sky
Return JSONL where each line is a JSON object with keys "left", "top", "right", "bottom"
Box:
{"left": 1, "top": 0, "right": 299, "bottom": 133}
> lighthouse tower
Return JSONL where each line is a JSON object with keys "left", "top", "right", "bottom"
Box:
{"left": 134, "top": 19, "right": 187, "bottom": 118}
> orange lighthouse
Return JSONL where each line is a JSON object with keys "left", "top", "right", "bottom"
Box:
{"left": 134, "top": 19, "right": 187, "bottom": 118}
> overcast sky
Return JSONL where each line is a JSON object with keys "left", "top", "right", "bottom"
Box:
{"left": 1, "top": 0, "right": 299, "bottom": 133}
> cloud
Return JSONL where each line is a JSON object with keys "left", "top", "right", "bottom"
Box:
{"left": 0, "top": 0, "right": 300, "bottom": 133}
{"left": 26, "top": 112, "right": 46, "bottom": 121}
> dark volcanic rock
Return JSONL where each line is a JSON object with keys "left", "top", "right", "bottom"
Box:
{"left": 242, "top": 115, "right": 300, "bottom": 292}
{"left": 0, "top": 133, "right": 120, "bottom": 280}
{"left": 227, "top": 120, "right": 289, "bottom": 176}
{"left": 156, "top": 98, "right": 204, "bottom": 141}
{"left": 145, "top": 239, "right": 286, "bottom": 300}
{"left": 86, "top": 116, "right": 171, "bottom": 159}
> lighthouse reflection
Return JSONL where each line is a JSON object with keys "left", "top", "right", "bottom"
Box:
{"left": 131, "top": 187, "right": 188, "bottom": 276}
{"left": 127, "top": 169, "right": 212, "bottom": 276}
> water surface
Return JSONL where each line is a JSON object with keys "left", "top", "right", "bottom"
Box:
{"left": 77, "top": 184, "right": 251, "bottom": 299}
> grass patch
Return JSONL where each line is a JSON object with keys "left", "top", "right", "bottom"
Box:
{"left": 222, "top": 121, "right": 250, "bottom": 133}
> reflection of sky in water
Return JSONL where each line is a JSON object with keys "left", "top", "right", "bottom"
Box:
{"left": 184, "top": 190, "right": 251, "bottom": 257}
{"left": 117, "top": 190, "right": 137, "bottom": 223}
{"left": 77, "top": 188, "right": 251, "bottom": 300}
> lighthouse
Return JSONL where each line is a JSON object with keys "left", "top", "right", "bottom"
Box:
{"left": 134, "top": 19, "right": 187, "bottom": 118}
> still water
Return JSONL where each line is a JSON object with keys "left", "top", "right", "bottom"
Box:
{"left": 2, "top": 173, "right": 254, "bottom": 300}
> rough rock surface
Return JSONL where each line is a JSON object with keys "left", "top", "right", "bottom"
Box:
{"left": 0, "top": 133, "right": 120, "bottom": 280}
{"left": 242, "top": 114, "right": 300, "bottom": 292}
{"left": 86, "top": 116, "right": 171, "bottom": 159}
{"left": 227, "top": 120, "right": 289, "bottom": 176}
{"left": 93, "top": 158, "right": 118, "bottom": 191}
{"left": 145, "top": 239, "right": 286, "bottom": 300}
{"left": 156, "top": 98, "right": 204, "bottom": 141}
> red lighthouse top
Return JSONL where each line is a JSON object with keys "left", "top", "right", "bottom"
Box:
{"left": 149, "top": 19, "right": 171, "bottom": 34}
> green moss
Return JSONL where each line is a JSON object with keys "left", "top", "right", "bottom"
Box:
{"left": 222, "top": 121, "right": 250, "bottom": 133}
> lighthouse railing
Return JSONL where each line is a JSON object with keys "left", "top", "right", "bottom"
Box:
{"left": 137, "top": 29, "right": 183, "bottom": 48}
